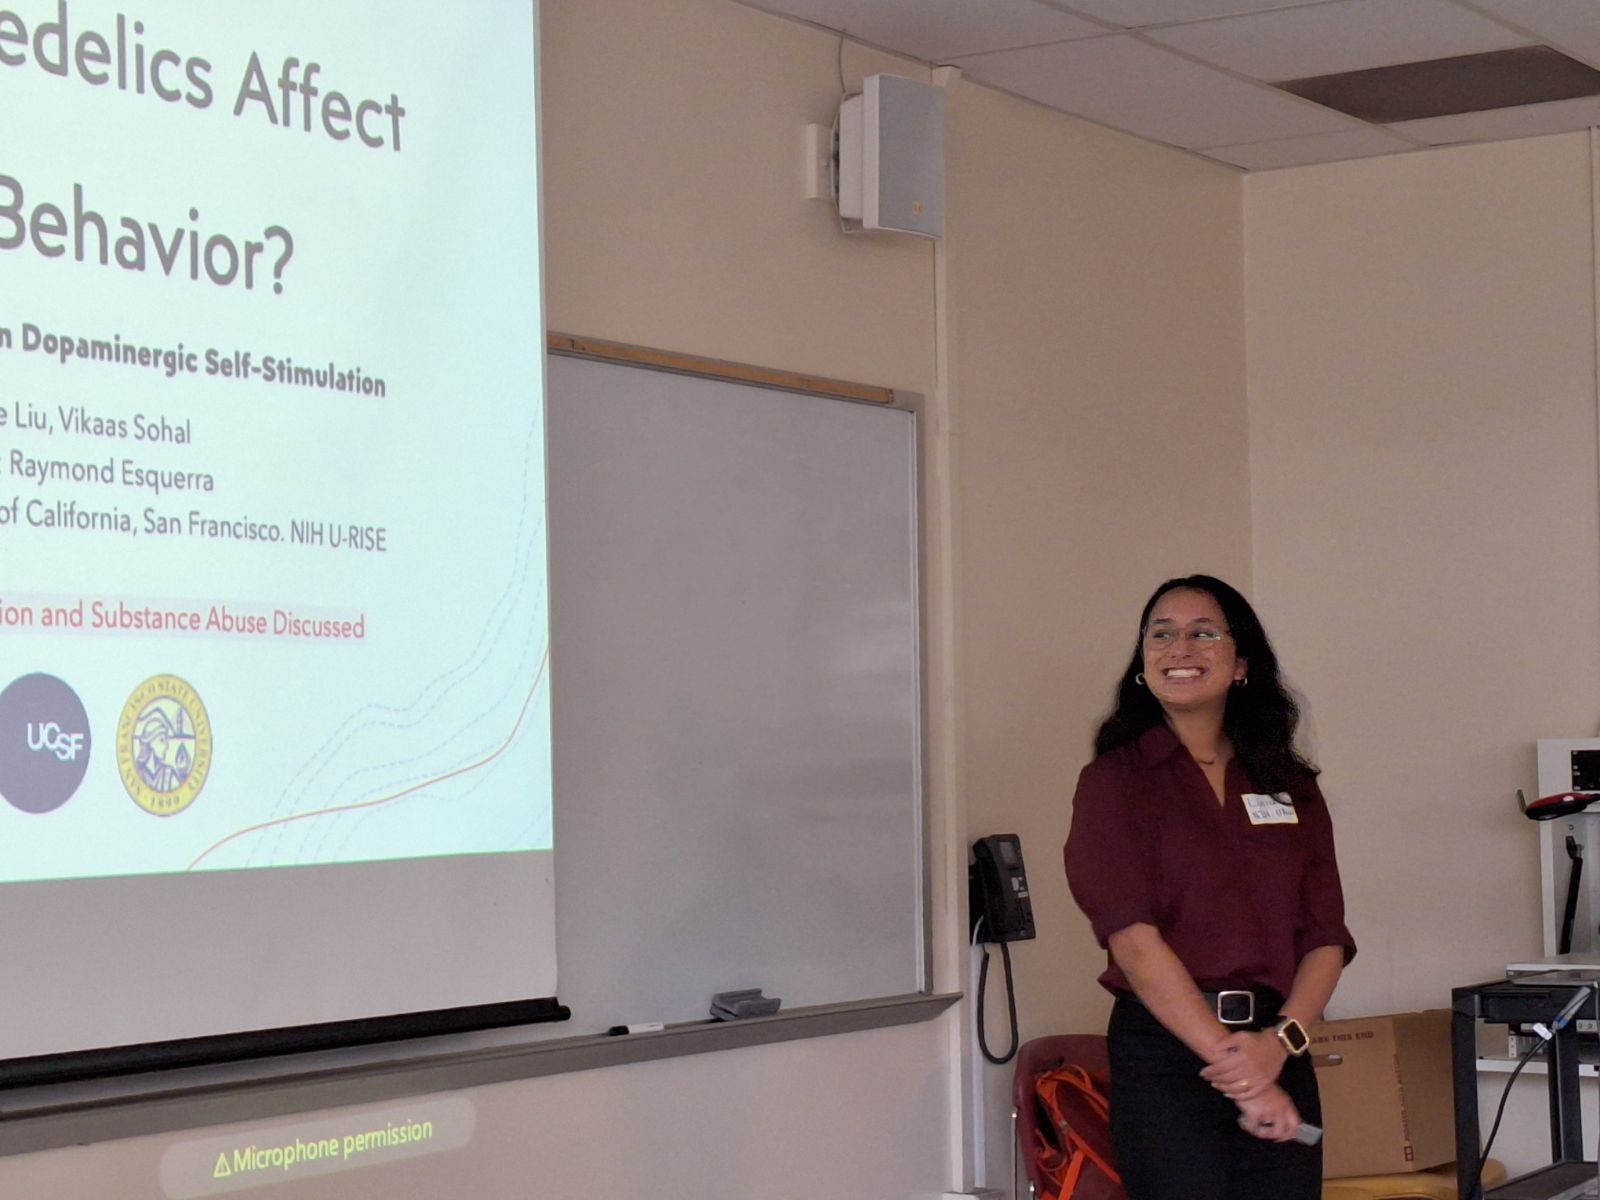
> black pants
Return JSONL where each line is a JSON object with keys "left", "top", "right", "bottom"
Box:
{"left": 1107, "top": 996, "right": 1322, "bottom": 1200}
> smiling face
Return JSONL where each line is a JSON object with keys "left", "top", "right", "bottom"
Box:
{"left": 1141, "top": 587, "right": 1247, "bottom": 717}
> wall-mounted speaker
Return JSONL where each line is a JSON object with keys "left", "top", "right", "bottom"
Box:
{"left": 837, "top": 73, "right": 945, "bottom": 239}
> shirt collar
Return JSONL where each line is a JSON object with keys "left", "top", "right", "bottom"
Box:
{"left": 1135, "top": 722, "right": 1187, "bottom": 767}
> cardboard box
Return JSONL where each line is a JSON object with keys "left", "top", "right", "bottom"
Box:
{"left": 1310, "top": 1009, "right": 1457, "bottom": 1178}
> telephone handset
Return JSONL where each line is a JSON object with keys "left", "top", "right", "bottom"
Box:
{"left": 969, "top": 833, "right": 1035, "bottom": 944}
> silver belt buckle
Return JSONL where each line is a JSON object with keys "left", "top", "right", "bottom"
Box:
{"left": 1215, "top": 990, "right": 1255, "bottom": 1025}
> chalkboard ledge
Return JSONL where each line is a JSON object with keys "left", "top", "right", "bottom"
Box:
{"left": 0, "top": 993, "right": 960, "bottom": 1157}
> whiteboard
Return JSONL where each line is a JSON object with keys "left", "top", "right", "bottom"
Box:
{"left": 546, "top": 352, "right": 924, "bottom": 1032}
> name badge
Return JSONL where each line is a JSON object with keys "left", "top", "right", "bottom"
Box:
{"left": 1242, "top": 793, "right": 1298, "bottom": 825}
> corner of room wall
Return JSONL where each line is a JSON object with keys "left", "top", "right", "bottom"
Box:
{"left": 944, "top": 73, "right": 1249, "bottom": 1191}
{"left": 1243, "top": 132, "right": 1600, "bottom": 1018}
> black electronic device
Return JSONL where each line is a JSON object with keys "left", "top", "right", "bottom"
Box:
{"left": 969, "top": 834, "right": 1034, "bottom": 1066}
{"left": 1573, "top": 750, "right": 1600, "bottom": 793}
{"left": 969, "top": 833, "right": 1035, "bottom": 943}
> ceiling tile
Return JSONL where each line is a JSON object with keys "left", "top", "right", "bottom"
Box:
{"left": 1202, "top": 127, "right": 1416, "bottom": 169}
{"left": 1144, "top": 0, "right": 1532, "bottom": 81}
{"left": 1386, "top": 92, "right": 1600, "bottom": 144}
{"left": 950, "top": 34, "right": 1360, "bottom": 148}
{"left": 741, "top": 0, "right": 1106, "bottom": 60}
{"left": 1058, "top": 0, "right": 1325, "bottom": 29}
{"left": 1468, "top": 0, "right": 1600, "bottom": 69}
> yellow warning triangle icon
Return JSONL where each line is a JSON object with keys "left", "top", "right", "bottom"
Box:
{"left": 214, "top": 1153, "right": 233, "bottom": 1179}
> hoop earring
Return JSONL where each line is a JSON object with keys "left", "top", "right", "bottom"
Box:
{"left": 1135, "top": 673, "right": 1146, "bottom": 686}
{"left": 1234, "top": 676, "right": 1248, "bottom": 688}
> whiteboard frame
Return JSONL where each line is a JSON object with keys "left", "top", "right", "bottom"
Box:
{"left": 546, "top": 334, "right": 932, "bottom": 1004}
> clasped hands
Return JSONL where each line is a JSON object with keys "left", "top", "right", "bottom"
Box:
{"left": 1200, "top": 1029, "right": 1301, "bottom": 1143}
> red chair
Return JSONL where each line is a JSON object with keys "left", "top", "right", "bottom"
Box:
{"left": 1013, "top": 1034, "right": 1127, "bottom": 1200}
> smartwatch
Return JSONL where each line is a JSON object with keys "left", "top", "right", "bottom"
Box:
{"left": 1275, "top": 1017, "right": 1311, "bottom": 1056}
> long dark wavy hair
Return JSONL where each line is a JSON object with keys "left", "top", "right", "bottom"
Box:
{"left": 1093, "top": 574, "right": 1317, "bottom": 794}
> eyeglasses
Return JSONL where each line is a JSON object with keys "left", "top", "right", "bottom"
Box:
{"left": 1143, "top": 625, "right": 1231, "bottom": 648}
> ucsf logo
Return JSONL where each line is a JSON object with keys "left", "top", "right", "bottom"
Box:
{"left": 27, "top": 722, "right": 85, "bottom": 762}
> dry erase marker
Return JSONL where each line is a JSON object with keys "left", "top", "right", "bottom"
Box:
{"left": 608, "top": 1022, "right": 665, "bottom": 1035}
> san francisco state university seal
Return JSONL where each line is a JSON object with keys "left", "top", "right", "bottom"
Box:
{"left": 118, "top": 674, "right": 212, "bottom": 816}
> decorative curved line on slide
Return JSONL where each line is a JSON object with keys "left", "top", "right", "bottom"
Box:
{"left": 185, "top": 649, "right": 550, "bottom": 871}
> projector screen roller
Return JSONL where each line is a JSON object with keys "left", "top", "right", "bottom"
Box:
{"left": 0, "top": 0, "right": 556, "bottom": 1065}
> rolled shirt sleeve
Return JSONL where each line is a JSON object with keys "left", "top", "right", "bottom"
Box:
{"left": 1293, "top": 775, "right": 1358, "bottom": 965}
{"left": 1064, "top": 759, "right": 1158, "bottom": 948}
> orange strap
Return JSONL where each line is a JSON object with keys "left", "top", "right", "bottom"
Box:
{"left": 1033, "top": 1065, "right": 1123, "bottom": 1198}
{"left": 1039, "top": 1152, "right": 1083, "bottom": 1200}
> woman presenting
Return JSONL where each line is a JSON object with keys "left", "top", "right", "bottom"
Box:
{"left": 1065, "top": 575, "right": 1355, "bottom": 1200}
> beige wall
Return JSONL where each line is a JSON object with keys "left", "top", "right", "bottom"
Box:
{"left": 1246, "top": 132, "right": 1600, "bottom": 1018}
{"left": 949, "top": 79, "right": 1250, "bottom": 1187}
{"left": 1246, "top": 131, "right": 1600, "bottom": 1176}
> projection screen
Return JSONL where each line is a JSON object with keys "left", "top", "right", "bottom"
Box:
{"left": 0, "top": 0, "right": 557, "bottom": 1073}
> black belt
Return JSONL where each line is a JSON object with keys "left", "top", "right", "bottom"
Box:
{"left": 1121, "top": 988, "right": 1282, "bottom": 1029}
{"left": 1201, "top": 989, "right": 1281, "bottom": 1027}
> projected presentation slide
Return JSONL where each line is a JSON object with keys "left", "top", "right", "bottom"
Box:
{"left": 0, "top": 0, "right": 555, "bottom": 1062}
{"left": 0, "top": 0, "right": 563, "bottom": 1068}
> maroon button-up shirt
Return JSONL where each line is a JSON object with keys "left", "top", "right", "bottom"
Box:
{"left": 1064, "top": 724, "right": 1356, "bottom": 999}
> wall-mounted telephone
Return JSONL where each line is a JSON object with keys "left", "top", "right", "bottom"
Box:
{"left": 969, "top": 832, "right": 1035, "bottom": 943}
{"left": 969, "top": 834, "right": 1034, "bottom": 1065}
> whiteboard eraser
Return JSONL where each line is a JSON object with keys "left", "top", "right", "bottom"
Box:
{"left": 711, "top": 989, "right": 781, "bottom": 1019}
